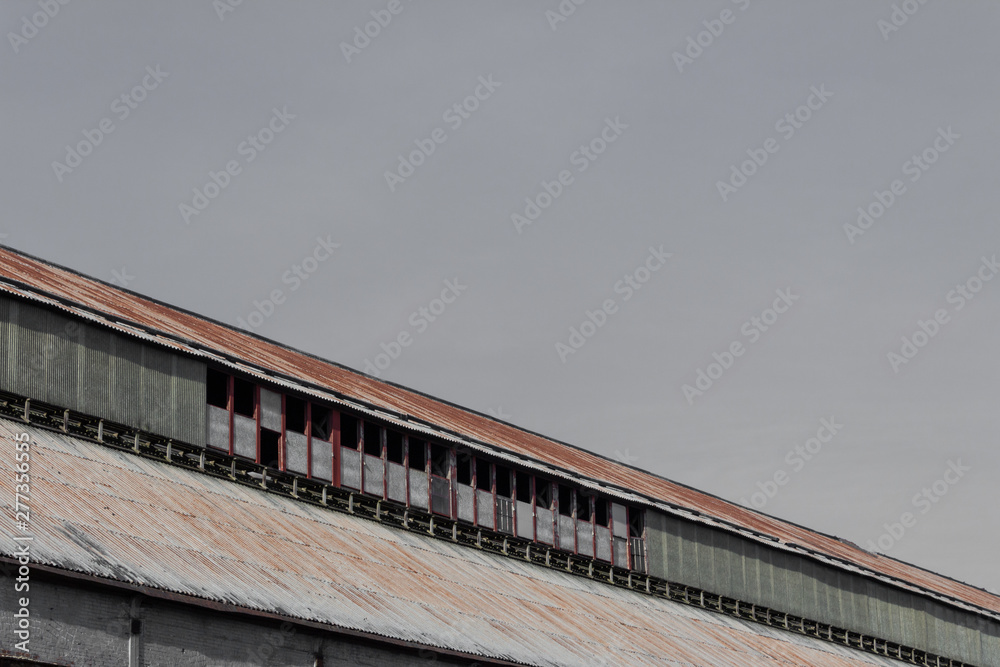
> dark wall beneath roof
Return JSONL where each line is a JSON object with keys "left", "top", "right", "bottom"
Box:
{"left": 0, "top": 294, "right": 205, "bottom": 444}
{"left": 0, "top": 573, "right": 483, "bottom": 666}
{"left": 646, "top": 509, "right": 1000, "bottom": 666}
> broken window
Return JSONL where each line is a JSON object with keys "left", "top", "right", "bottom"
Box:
{"left": 534, "top": 478, "right": 554, "bottom": 545}
{"left": 362, "top": 422, "right": 384, "bottom": 495}
{"left": 233, "top": 378, "right": 255, "bottom": 417}
{"left": 495, "top": 466, "right": 512, "bottom": 498}
{"left": 385, "top": 431, "right": 406, "bottom": 502}
{"left": 455, "top": 452, "right": 475, "bottom": 523}
{"left": 339, "top": 414, "right": 361, "bottom": 490}
{"left": 515, "top": 471, "right": 532, "bottom": 503}
{"left": 536, "top": 479, "right": 552, "bottom": 510}
{"left": 629, "top": 509, "right": 644, "bottom": 538}
{"left": 207, "top": 368, "right": 229, "bottom": 408}
{"left": 340, "top": 414, "right": 359, "bottom": 449}
{"left": 310, "top": 405, "right": 333, "bottom": 482}
{"left": 495, "top": 465, "right": 513, "bottom": 534}
{"left": 575, "top": 490, "right": 592, "bottom": 521}
{"left": 558, "top": 485, "right": 573, "bottom": 517}
{"left": 408, "top": 439, "right": 426, "bottom": 470}
{"left": 206, "top": 369, "right": 231, "bottom": 451}
{"left": 408, "top": 438, "right": 429, "bottom": 509}
{"left": 475, "top": 458, "right": 491, "bottom": 491}
{"left": 386, "top": 431, "right": 404, "bottom": 464}
{"left": 311, "top": 405, "right": 333, "bottom": 442}
{"left": 363, "top": 422, "right": 382, "bottom": 457}
{"left": 430, "top": 443, "right": 450, "bottom": 477}
{"left": 260, "top": 429, "right": 280, "bottom": 469}
{"left": 285, "top": 396, "right": 306, "bottom": 433}
{"left": 456, "top": 452, "right": 473, "bottom": 485}
{"left": 595, "top": 498, "right": 610, "bottom": 527}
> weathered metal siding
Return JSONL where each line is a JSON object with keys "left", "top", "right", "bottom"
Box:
{"left": 0, "top": 294, "right": 205, "bottom": 443}
{"left": 647, "top": 509, "right": 1000, "bottom": 665}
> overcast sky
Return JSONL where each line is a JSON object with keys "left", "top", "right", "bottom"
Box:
{"left": 3, "top": 1, "right": 999, "bottom": 594}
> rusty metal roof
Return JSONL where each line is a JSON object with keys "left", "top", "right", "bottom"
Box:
{"left": 1, "top": 420, "right": 912, "bottom": 666}
{"left": 0, "top": 244, "right": 997, "bottom": 622}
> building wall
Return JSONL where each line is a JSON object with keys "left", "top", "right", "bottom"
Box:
{"left": 0, "top": 295, "right": 205, "bottom": 444}
{"left": 645, "top": 510, "right": 1000, "bottom": 666}
{"left": 0, "top": 574, "right": 483, "bottom": 666}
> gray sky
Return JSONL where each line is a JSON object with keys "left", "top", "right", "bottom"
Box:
{"left": 3, "top": 1, "right": 999, "bottom": 594}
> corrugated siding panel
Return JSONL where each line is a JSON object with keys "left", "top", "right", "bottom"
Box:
{"left": 78, "top": 322, "right": 112, "bottom": 419}
{"left": 0, "top": 295, "right": 205, "bottom": 444}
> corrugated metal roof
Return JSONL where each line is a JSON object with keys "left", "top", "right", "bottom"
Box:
{"left": 1, "top": 420, "right": 908, "bottom": 666}
{"left": 0, "top": 244, "right": 997, "bottom": 622}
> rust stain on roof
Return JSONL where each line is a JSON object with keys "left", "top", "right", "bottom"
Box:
{"left": 0, "top": 245, "right": 997, "bottom": 621}
{"left": 2, "top": 422, "right": 910, "bottom": 666}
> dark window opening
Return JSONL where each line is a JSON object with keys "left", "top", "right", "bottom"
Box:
{"left": 207, "top": 369, "right": 229, "bottom": 408}
{"left": 286, "top": 396, "right": 306, "bottom": 433}
{"left": 475, "top": 459, "right": 491, "bottom": 491}
{"left": 576, "top": 490, "right": 592, "bottom": 521}
{"left": 516, "top": 471, "right": 532, "bottom": 503}
{"left": 408, "top": 439, "right": 426, "bottom": 470}
{"left": 386, "top": 431, "right": 404, "bottom": 464}
{"left": 340, "top": 414, "right": 359, "bottom": 449}
{"left": 233, "top": 378, "right": 255, "bottom": 417}
{"left": 260, "top": 429, "right": 280, "bottom": 468}
{"left": 536, "top": 479, "right": 552, "bottom": 509}
{"left": 311, "top": 406, "right": 332, "bottom": 441}
{"left": 456, "top": 453, "right": 472, "bottom": 485}
{"left": 558, "top": 485, "right": 573, "bottom": 516}
{"left": 430, "top": 443, "right": 449, "bottom": 477}
{"left": 629, "top": 509, "right": 644, "bottom": 538}
{"left": 595, "top": 498, "right": 610, "bottom": 527}
{"left": 363, "top": 422, "right": 382, "bottom": 456}
{"left": 495, "top": 466, "right": 512, "bottom": 498}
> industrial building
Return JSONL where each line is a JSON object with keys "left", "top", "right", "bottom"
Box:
{"left": 1, "top": 243, "right": 998, "bottom": 666}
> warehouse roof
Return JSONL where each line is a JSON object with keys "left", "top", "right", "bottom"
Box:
{"left": 0, "top": 244, "right": 996, "bottom": 623}
{"left": 1, "top": 420, "right": 915, "bottom": 666}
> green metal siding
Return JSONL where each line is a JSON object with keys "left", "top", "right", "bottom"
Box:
{"left": 0, "top": 295, "right": 206, "bottom": 444}
{"left": 646, "top": 509, "right": 999, "bottom": 666}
